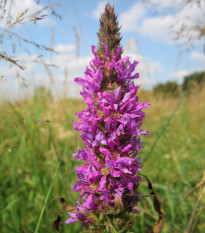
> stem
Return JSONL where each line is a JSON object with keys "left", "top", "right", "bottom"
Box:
{"left": 106, "top": 216, "right": 118, "bottom": 233}
{"left": 142, "top": 72, "right": 200, "bottom": 166}
{"left": 34, "top": 153, "right": 64, "bottom": 233}
{"left": 186, "top": 185, "right": 205, "bottom": 233}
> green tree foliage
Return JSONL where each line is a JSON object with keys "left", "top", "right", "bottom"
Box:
{"left": 153, "top": 81, "right": 180, "bottom": 97}
{"left": 183, "top": 71, "right": 205, "bottom": 91}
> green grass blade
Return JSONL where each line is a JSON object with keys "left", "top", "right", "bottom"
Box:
{"left": 142, "top": 73, "right": 197, "bottom": 166}
{"left": 34, "top": 153, "right": 65, "bottom": 233}
{"left": 142, "top": 93, "right": 184, "bottom": 166}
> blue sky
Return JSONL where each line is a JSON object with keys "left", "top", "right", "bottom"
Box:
{"left": 0, "top": 0, "right": 205, "bottom": 100}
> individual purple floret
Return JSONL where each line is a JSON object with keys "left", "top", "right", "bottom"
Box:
{"left": 66, "top": 3, "right": 150, "bottom": 232}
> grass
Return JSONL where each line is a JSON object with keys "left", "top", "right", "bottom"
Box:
{"left": 0, "top": 86, "right": 205, "bottom": 233}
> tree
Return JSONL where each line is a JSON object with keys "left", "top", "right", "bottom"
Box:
{"left": 182, "top": 71, "right": 205, "bottom": 91}
{"left": 153, "top": 81, "right": 180, "bottom": 97}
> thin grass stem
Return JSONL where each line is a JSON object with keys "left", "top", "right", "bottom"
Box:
{"left": 34, "top": 153, "right": 65, "bottom": 233}
{"left": 142, "top": 92, "right": 184, "bottom": 165}
{"left": 186, "top": 185, "right": 205, "bottom": 233}
{"left": 142, "top": 72, "right": 198, "bottom": 166}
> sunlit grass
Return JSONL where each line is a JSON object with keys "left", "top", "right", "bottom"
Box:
{"left": 0, "top": 86, "right": 205, "bottom": 233}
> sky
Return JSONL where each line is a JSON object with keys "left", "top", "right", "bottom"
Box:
{"left": 0, "top": 0, "right": 205, "bottom": 101}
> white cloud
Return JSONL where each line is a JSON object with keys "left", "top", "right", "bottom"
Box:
{"left": 49, "top": 54, "right": 90, "bottom": 71}
{"left": 0, "top": 55, "right": 38, "bottom": 102}
{"left": 9, "top": 0, "right": 43, "bottom": 16}
{"left": 92, "top": 1, "right": 107, "bottom": 19}
{"left": 0, "top": 53, "right": 37, "bottom": 77}
{"left": 171, "top": 70, "right": 190, "bottom": 83}
{"left": 170, "top": 65, "right": 205, "bottom": 84}
{"left": 123, "top": 38, "right": 162, "bottom": 88}
{"left": 54, "top": 44, "right": 76, "bottom": 53}
{"left": 0, "top": 49, "right": 93, "bottom": 101}
{"left": 145, "top": 0, "right": 183, "bottom": 9}
{"left": 140, "top": 0, "right": 205, "bottom": 45}
{"left": 178, "top": 1, "right": 205, "bottom": 21}
{"left": 1, "top": 0, "right": 53, "bottom": 28}
{"left": 141, "top": 15, "right": 174, "bottom": 43}
{"left": 41, "top": 53, "right": 92, "bottom": 98}
{"left": 190, "top": 52, "right": 205, "bottom": 64}
{"left": 120, "top": 2, "right": 145, "bottom": 32}
{"left": 1, "top": 38, "right": 163, "bottom": 101}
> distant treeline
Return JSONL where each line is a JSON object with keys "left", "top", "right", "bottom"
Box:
{"left": 153, "top": 71, "right": 205, "bottom": 96}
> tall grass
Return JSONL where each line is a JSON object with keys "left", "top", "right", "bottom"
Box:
{"left": 0, "top": 86, "right": 205, "bottom": 233}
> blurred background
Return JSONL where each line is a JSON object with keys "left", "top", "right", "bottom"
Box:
{"left": 0, "top": 0, "right": 205, "bottom": 232}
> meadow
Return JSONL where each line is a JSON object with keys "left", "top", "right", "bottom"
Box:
{"left": 0, "top": 85, "right": 205, "bottom": 233}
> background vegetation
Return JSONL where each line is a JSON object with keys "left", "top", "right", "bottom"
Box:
{"left": 0, "top": 80, "right": 205, "bottom": 233}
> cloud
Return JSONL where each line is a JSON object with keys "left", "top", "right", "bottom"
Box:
{"left": 190, "top": 52, "right": 205, "bottom": 64}
{"left": 0, "top": 48, "right": 93, "bottom": 101}
{"left": 141, "top": 15, "right": 174, "bottom": 43}
{"left": 120, "top": 2, "right": 145, "bottom": 32}
{"left": 1, "top": 0, "right": 54, "bottom": 28}
{"left": 1, "top": 36, "right": 163, "bottom": 101}
{"left": 135, "top": 61, "right": 162, "bottom": 88}
{"left": 92, "top": 1, "right": 107, "bottom": 19}
{"left": 170, "top": 65, "right": 205, "bottom": 84}
{"left": 171, "top": 70, "right": 190, "bottom": 83}
{"left": 123, "top": 38, "right": 162, "bottom": 88}
{"left": 0, "top": 53, "right": 37, "bottom": 77}
{"left": 0, "top": 55, "right": 38, "bottom": 102}
{"left": 140, "top": 0, "right": 205, "bottom": 45}
{"left": 49, "top": 53, "right": 90, "bottom": 71}
{"left": 145, "top": 0, "right": 184, "bottom": 9}
{"left": 54, "top": 44, "right": 76, "bottom": 53}
{"left": 42, "top": 53, "right": 92, "bottom": 98}
{"left": 10, "top": 0, "right": 43, "bottom": 16}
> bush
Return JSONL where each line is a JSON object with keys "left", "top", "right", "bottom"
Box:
{"left": 183, "top": 71, "right": 205, "bottom": 91}
{"left": 153, "top": 81, "right": 180, "bottom": 97}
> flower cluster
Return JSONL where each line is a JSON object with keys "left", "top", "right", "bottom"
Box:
{"left": 66, "top": 43, "right": 149, "bottom": 226}
{"left": 66, "top": 4, "right": 150, "bottom": 232}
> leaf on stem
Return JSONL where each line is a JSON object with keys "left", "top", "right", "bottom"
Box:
{"left": 19, "top": 228, "right": 33, "bottom": 233}
{"left": 141, "top": 175, "right": 165, "bottom": 233}
{"left": 52, "top": 196, "right": 77, "bottom": 233}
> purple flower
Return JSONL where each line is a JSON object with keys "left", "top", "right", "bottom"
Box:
{"left": 66, "top": 43, "right": 150, "bottom": 227}
{"left": 66, "top": 4, "right": 150, "bottom": 231}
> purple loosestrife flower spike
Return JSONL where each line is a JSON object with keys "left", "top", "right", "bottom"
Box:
{"left": 97, "top": 3, "right": 122, "bottom": 61}
{"left": 66, "top": 3, "right": 150, "bottom": 232}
